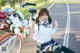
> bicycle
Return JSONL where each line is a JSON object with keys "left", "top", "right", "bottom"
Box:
{"left": 0, "top": 2, "right": 37, "bottom": 53}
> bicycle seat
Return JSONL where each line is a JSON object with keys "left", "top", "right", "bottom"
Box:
{"left": 29, "top": 8, "right": 37, "bottom": 14}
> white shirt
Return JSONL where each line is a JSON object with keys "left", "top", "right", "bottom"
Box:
{"left": 33, "top": 21, "right": 57, "bottom": 44}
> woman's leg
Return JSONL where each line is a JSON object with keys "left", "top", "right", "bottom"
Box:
{"left": 49, "top": 39, "right": 61, "bottom": 53}
{"left": 50, "top": 39, "right": 75, "bottom": 53}
{"left": 60, "top": 46, "right": 75, "bottom": 53}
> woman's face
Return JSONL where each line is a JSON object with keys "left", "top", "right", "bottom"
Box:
{"left": 40, "top": 13, "right": 48, "bottom": 23}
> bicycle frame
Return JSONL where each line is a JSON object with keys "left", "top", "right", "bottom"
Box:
{"left": 42, "top": 44, "right": 52, "bottom": 52}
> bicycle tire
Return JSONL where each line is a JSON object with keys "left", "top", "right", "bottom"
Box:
{"left": 0, "top": 33, "right": 23, "bottom": 53}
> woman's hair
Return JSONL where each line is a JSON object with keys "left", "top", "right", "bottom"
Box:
{"left": 36, "top": 8, "right": 52, "bottom": 24}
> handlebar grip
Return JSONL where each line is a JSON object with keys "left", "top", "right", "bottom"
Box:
{"left": 25, "top": 3, "right": 36, "bottom": 6}
{"left": 21, "top": 3, "right": 36, "bottom": 7}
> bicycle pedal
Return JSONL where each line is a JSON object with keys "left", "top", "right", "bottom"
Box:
{"left": 36, "top": 50, "right": 40, "bottom": 53}
{"left": 1, "top": 47, "right": 7, "bottom": 52}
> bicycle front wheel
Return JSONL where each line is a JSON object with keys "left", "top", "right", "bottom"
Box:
{"left": 0, "top": 33, "right": 23, "bottom": 53}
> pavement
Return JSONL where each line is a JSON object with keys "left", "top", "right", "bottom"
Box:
{"left": 49, "top": 3, "right": 80, "bottom": 53}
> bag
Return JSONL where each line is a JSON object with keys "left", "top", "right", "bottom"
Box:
{"left": 0, "top": 11, "right": 7, "bottom": 21}
{"left": 0, "top": 23, "right": 9, "bottom": 30}
{"left": 0, "top": 11, "right": 9, "bottom": 30}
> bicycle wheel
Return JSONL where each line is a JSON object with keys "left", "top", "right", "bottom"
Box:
{"left": 0, "top": 33, "right": 23, "bottom": 53}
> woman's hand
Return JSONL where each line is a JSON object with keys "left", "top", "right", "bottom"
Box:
{"left": 54, "top": 21, "right": 59, "bottom": 30}
{"left": 30, "top": 27, "right": 35, "bottom": 35}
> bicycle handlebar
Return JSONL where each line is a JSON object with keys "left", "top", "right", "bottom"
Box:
{"left": 25, "top": 3, "right": 36, "bottom": 6}
{"left": 21, "top": 3, "right": 36, "bottom": 7}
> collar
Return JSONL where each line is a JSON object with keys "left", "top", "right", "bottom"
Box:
{"left": 39, "top": 19, "right": 48, "bottom": 24}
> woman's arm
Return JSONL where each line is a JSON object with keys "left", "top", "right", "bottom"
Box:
{"left": 54, "top": 21, "right": 58, "bottom": 29}
{"left": 29, "top": 21, "right": 35, "bottom": 37}
{"left": 50, "top": 21, "right": 58, "bottom": 36}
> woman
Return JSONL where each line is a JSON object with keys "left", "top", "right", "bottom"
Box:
{"left": 30, "top": 8, "right": 75, "bottom": 53}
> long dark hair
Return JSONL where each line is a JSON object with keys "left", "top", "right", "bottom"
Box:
{"left": 36, "top": 8, "right": 52, "bottom": 24}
